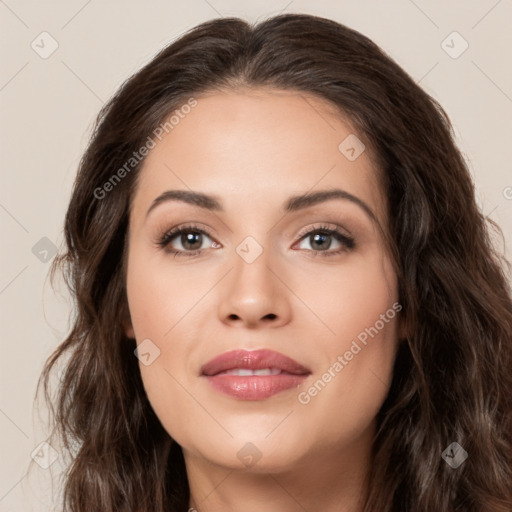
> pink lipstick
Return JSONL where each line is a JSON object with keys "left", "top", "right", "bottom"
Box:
{"left": 200, "top": 349, "right": 310, "bottom": 400}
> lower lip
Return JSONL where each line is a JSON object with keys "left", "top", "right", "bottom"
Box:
{"left": 204, "top": 373, "right": 309, "bottom": 400}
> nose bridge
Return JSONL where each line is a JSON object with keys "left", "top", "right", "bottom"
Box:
{"left": 217, "top": 233, "right": 291, "bottom": 327}
{"left": 231, "top": 233, "right": 277, "bottom": 298}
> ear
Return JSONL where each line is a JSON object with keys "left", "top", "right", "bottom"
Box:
{"left": 397, "top": 310, "right": 410, "bottom": 343}
{"left": 120, "top": 300, "right": 135, "bottom": 339}
{"left": 123, "top": 317, "right": 135, "bottom": 339}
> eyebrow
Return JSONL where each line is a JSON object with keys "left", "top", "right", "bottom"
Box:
{"left": 146, "top": 188, "right": 377, "bottom": 222}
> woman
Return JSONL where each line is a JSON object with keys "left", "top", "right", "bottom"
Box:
{"left": 38, "top": 13, "right": 512, "bottom": 512}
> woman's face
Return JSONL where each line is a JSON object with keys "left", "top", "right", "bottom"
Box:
{"left": 125, "top": 88, "right": 402, "bottom": 473}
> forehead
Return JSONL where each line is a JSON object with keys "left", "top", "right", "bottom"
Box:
{"left": 131, "top": 88, "right": 387, "bottom": 224}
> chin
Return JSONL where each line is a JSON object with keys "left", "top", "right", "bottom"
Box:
{"left": 180, "top": 429, "right": 307, "bottom": 472}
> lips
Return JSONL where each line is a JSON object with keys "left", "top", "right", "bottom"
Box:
{"left": 200, "top": 349, "right": 310, "bottom": 376}
{"left": 200, "top": 349, "right": 311, "bottom": 400}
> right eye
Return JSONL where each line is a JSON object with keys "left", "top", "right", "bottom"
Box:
{"left": 157, "top": 224, "right": 221, "bottom": 257}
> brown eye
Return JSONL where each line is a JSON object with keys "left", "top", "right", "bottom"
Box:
{"left": 179, "top": 231, "right": 203, "bottom": 251}
{"left": 157, "top": 224, "right": 219, "bottom": 257}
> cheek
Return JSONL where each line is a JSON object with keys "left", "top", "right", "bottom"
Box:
{"left": 293, "top": 253, "right": 399, "bottom": 436}
{"left": 296, "top": 320, "right": 399, "bottom": 448}
{"left": 292, "top": 249, "right": 398, "bottom": 343}
{"left": 125, "top": 249, "right": 206, "bottom": 341}
{"left": 126, "top": 249, "right": 212, "bottom": 441}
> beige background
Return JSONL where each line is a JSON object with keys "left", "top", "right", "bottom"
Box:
{"left": 1, "top": 0, "right": 511, "bottom": 510}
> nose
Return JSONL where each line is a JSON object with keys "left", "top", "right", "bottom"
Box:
{"left": 217, "top": 246, "right": 292, "bottom": 329}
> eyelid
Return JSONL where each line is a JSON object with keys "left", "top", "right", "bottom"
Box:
{"left": 295, "top": 221, "right": 353, "bottom": 240}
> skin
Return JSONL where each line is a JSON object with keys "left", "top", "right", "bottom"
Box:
{"left": 124, "top": 88, "right": 404, "bottom": 511}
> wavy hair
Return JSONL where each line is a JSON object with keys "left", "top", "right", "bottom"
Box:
{"left": 37, "top": 13, "right": 512, "bottom": 512}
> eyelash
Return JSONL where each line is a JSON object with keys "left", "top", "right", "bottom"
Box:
{"left": 156, "top": 223, "right": 355, "bottom": 258}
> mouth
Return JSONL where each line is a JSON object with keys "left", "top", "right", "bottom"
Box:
{"left": 215, "top": 368, "right": 288, "bottom": 376}
{"left": 200, "top": 349, "right": 311, "bottom": 400}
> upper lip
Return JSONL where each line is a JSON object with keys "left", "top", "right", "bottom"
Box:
{"left": 201, "top": 349, "right": 311, "bottom": 376}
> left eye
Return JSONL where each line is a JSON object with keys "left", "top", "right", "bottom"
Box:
{"left": 296, "top": 230, "right": 345, "bottom": 252}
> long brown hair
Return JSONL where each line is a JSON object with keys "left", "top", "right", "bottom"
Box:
{"left": 37, "top": 13, "right": 512, "bottom": 511}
